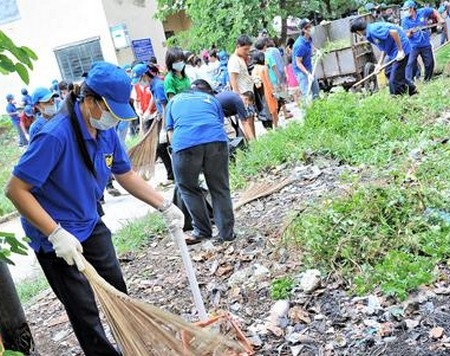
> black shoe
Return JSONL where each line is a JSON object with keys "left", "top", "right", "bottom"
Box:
{"left": 220, "top": 233, "right": 237, "bottom": 242}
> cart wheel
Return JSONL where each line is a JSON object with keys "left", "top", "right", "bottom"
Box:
{"left": 364, "top": 62, "right": 379, "bottom": 93}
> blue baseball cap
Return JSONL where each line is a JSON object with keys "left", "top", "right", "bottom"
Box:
{"left": 131, "top": 63, "right": 148, "bottom": 84}
{"left": 24, "top": 105, "right": 33, "bottom": 116}
{"left": 31, "top": 87, "right": 59, "bottom": 105}
{"left": 85, "top": 61, "right": 136, "bottom": 121}
{"left": 402, "top": 0, "right": 416, "bottom": 9}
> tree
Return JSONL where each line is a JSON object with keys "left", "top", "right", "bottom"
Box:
{"left": 0, "top": 30, "right": 37, "bottom": 355}
{"left": 155, "top": 0, "right": 361, "bottom": 51}
{"left": 156, "top": 0, "right": 279, "bottom": 51}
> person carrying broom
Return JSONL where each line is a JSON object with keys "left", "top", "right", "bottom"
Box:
{"left": 5, "top": 61, "right": 184, "bottom": 356}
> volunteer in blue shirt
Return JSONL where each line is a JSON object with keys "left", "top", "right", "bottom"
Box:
{"left": 351, "top": 18, "right": 417, "bottom": 96}
{"left": 5, "top": 61, "right": 184, "bottom": 356}
{"left": 6, "top": 94, "right": 28, "bottom": 147}
{"left": 131, "top": 62, "right": 174, "bottom": 182}
{"left": 28, "top": 87, "right": 59, "bottom": 140}
{"left": 401, "top": 0, "right": 446, "bottom": 82}
{"left": 166, "top": 79, "right": 235, "bottom": 244}
{"left": 292, "top": 19, "right": 320, "bottom": 101}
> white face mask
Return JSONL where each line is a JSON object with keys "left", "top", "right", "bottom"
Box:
{"left": 172, "top": 61, "right": 185, "bottom": 72}
{"left": 89, "top": 102, "right": 120, "bottom": 130}
{"left": 140, "top": 79, "right": 150, "bottom": 87}
{"left": 41, "top": 104, "right": 56, "bottom": 116}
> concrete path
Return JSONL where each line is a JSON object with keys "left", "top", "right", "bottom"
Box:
{"left": 2, "top": 101, "right": 304, "bottom": 283}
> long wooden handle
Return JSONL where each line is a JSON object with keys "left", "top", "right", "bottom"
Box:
{"left": 352, "top": 59, "right": 396, "bottom": 88}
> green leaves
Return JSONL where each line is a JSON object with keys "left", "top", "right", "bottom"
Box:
{"left": 0, "top": 30, "right": 37, "bottom": 84}
{"left": 270, "top": 277, "right": 294, "bottom": 300}
{"left": 0, "top": 232, "right": 29, "bottom": 265}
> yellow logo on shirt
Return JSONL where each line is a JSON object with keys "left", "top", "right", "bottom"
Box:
{"left": 104, "top": 154, "right": 113, "bottom": 168}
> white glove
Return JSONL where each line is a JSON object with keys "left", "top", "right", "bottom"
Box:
{"left": 159, "top": 201, "right": 184, "bottom": 233}
{"left": 395, "top": 50, "right": 405, "bottom": 62}
{"left": 48, "top": 225, "right": 85, "bottom": 271}
{"left": 307, "top": 72, "right": 315, "bottom": 83}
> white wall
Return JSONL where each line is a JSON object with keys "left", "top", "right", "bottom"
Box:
{"left": 0, "top": 0, "right": 118, "bottom": 113}
{"left": 101, "top": 0, "right": 167, "bottom": 66}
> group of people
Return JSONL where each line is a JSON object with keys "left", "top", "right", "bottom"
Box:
{"left": 350, "top": 0, "right": 447, "bottom": 95}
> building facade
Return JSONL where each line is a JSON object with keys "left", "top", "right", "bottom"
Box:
{"left": 0, "top": 0, "right": 168, "bottom": 109}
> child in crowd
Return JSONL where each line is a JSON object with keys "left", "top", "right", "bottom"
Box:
{"left": 285, "top": 56, "right": 300, "bottom": 103}
{"left": 251, "top": 50, "right": 278, "bottom": 128}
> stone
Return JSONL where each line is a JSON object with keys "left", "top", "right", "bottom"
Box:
{"left": 299, "top": 269, "right": 321, "bottom": 292}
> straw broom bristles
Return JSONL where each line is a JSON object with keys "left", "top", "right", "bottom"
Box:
{"left": 234, "top": 177, "right": 294, "bottom": 211}
{"left": 128, "top": 119, "right": 160, "bottom": 179}
{"left": 81, "top": 257, "right": 243, "bottom": 356}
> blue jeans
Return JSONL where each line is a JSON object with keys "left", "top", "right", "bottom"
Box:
{"left": 296, "top": 72, "right": 320, "bottom": 101}
{"left": 172, "top": 142, "right": 234, "bottom": 240}
{"left": 11, "top": 119, "right": 28, "bottom": 146}
{"left": 406, "top": 45, "right": 434, "bottom": 82}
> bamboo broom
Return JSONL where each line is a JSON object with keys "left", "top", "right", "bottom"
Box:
{"left": 81, "top": 256, "right": 243, "bottom": 356}
{"left": 128, "top": 117, "right": 160, "bottom": 179}
{"left": 234, "top": 177, "right": 294, "bottom": 211}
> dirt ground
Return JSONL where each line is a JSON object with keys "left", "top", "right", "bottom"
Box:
{"left": 24, "top": 157, "right": 450, "bottom": 355}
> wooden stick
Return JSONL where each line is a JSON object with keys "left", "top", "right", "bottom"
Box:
{"left": 352, "top": 59, "right": 396, "bottom": 88}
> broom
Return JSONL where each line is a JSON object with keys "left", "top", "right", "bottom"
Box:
{"left": 81, "top": 256, "right": 243, "bottom": 356}
{"left": 234, "top": 177, "right": 294, "bottom": 211}
{"left": 128, "top": 116, "right": 160, "bottom": 179}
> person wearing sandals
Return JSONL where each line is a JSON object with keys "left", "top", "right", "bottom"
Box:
{"left": 166, "top": 79, "right": 235, "bottom": 244}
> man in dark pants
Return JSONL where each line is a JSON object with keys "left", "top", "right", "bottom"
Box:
{"left": 166, "top": 80, "right": 235, "bottom": 244}
{"left": 402, "top": 0, "right": 446, "bottom": 82}
{"left": 351, "top": 18, "right": 417, "bottom": 96}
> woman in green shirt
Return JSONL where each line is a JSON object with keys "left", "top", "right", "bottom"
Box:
{"left": 164, "top": 47, "right": 191, "bottom": 100}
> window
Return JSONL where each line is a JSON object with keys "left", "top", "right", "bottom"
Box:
{"left": 0, "top": 0, "right": 20, "bottom": 25}
{"left": 54, "top": 38, "right": 104, "bottom": 83}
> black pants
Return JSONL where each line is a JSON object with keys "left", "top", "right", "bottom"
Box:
{"left": 387, "top": 54, "right": 416, "bottom": 96}
{"left": 156, "top": 142, "right": 174, "bottom": 180}
{"left": 36, "top": 221, "right": 126, "bottom": 356}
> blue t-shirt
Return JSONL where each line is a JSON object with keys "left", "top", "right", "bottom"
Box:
{"left": 28, "top": 115, "right": 47, "bottom": 140}
{"left": 401, "top": 8, "right": 434, "bottom": 48}
{"left": 366, "top": 23, "right": 411, "bottom": 60}
{"left": 292, "top": 36, "right": 313, "bottom": 75}
{"left": 165, "top": 91, "right": 228, "bottom": 153}
{"left": 149, "top": 77, "right": 168, "bottom": 114}
{"left": 22, "top": 94, "right": 32, "bottom": 106}
{"left": 267, "top": 47, "right": 285, "bottom": 77}
{"left": 13, "top": 102, "right": 131, "bottom": 252}
{"left": 6, "top": 102, "right": 19, "bottom": 122}
{"left": 215, "top": 91, "right": 247, "bottom": 119}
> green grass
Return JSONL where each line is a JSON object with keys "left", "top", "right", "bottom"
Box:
{"left": 270, "top": 277, "right": 294, "bottom": 300}
{"left": 435, "top": 43, "right": 450, "bottom": 73}
{"left": 231, "top": 77, "right": 450, "bottom": 300}
{"left": 0, "top": 123, "right": 22, "bottom": 217}
{"left": 113, "top": 212, "right": 166, "bottom": 254}
{"left": 16, "top": 275, "right": 49, "bottom": 304}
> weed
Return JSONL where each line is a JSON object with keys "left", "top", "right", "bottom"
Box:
{"left": 16, "top": 275, "right": 49, "bottom": 305}
{"left": 270, "top": 277, "right": 294, "bottom": 300}
{"left": 113, "top": 213, "right": 166, "bottom": 254}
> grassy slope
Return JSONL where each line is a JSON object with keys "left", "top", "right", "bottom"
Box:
{"left": 231, "top": 78, "right": 450, "bottom": 300}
